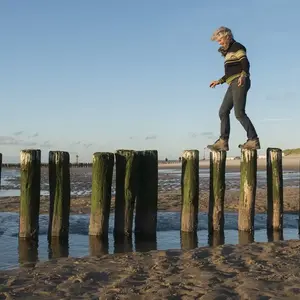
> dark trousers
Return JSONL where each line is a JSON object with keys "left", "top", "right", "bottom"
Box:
{"left": 219, "top": 77, "right": 258, "bottom": 140}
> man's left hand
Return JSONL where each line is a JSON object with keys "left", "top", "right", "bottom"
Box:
{"left": 238, "top": 76, "right": 245, "bottom": 87}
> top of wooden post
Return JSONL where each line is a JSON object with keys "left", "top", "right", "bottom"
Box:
{"left": 20, "top": 149, "right": 41, "bottom": 165}
{"left": 182, "top": 150, "right": 199, "bottom": 160}
{"left": 241, "top": 148, "right": 257, "bottom": 161}
{"left": 266, "top": 147, "right": 282, "bottom": 153}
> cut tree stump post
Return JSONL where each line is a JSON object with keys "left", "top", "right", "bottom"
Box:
{"left": 238, "top": 149, "right": 257, "bottom": 232}
{"left": 180, "top": 150, "right": 199, "bottom": 232}
{"left": 208, "top": 150, "right": 226, "bottom": 233}
{"left": 89, "top": 152, "right": 114, "bottom": 237}
{"left": 135, "top": 150, "right": 158, "bottom": 237}
{"left": 266, "top": 147, "right": 283, "bottom": 231}
{"left": 48, "top": 151, "right": 71, "bottom": 239}
{"left": 19, "top": 149, "right": 41, "bottom": 239}
{"left": 114, "top": 149, "right": 138, "bottom": 237}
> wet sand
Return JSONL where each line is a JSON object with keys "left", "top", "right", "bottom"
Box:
{"left": 1, "top": 239, "right": 300, "bottom": 299}
{"left": 0, "top": 186, "right": 299, "bottom": 215}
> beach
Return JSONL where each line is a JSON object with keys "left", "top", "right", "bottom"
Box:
{"left": 1, "top": 239, "right": 300, "bottom": 299}
{"left": 1, "top": 157, "right": 300, "bottom": 298}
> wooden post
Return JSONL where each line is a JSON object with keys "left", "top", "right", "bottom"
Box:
{"left": 114, "top": 149, "right": 138, "bottom": 237}
{"left": 19, "top": 149, "right": 41, "bottom": 239}
{"left": 180, "top": 150, "right": 199, "bottom": 232}
{"left": 89, "top": 152, "right": 114, "bottom": 237}
{"left": 208, "top": 150, "right": 226, "bottom": 233}
{"left": 238, "top": 149, "right": 257, "bottom": 232}
{"left": 135, "top": 150, "right": 158, "bottom": 237}
{"left": 266, "top": 148, "right": 283, "bottom": 231}
{"left": 48, "top": 151, "right": 71, "bottom": 239}
{"left": 0, "top": 153, "right": 2, "bottom": 188}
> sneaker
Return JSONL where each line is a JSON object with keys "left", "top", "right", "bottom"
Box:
{"left": 207, "top": 138, "right": 229, "bottom": 151}
{"left": 238, "top": 138, "right": 261, "bottom": 150}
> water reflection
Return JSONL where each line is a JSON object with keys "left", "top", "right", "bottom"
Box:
{"left": 267, "top": 229, "right": 284, "bottom": 242}
{"left": 48, "top": 237, "right": 69, "bottom": 259}
{"left": 180, "top": 232, "right": 198, "bottom": 250}
{"left": 208, "top": 231, "right": 225, "bottom": 247}
{"left": 18, "top": 238, "right": 39, "bottom": 267}
{"left": 89, "top": 236, "right": 109, "bottom": 256}
{"left": 135, "top": 234, "right": 157, "bottom": 252}
{"left": 114, "top": 235, "right": 133, "bottom": 253}
{"left": 238, "top": 231, "right": 254, "bottom": 245}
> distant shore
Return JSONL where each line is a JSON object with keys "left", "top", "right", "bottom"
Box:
{"left": 159, "top": 156, "right": 300, "bottom": 172}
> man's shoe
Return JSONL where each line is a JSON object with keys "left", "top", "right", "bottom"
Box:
{"left": 207, "top": 138, "right": 229, "bottom": 151}
{"left": 238, "top": 138, "right": 261, "bottom": 150}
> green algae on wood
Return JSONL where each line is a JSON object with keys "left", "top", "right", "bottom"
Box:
{"left": 19, "top": 149, "right": 41, "bottom": 239}
{"left": 208, "top": 150, "right": 226, "bottom": 233}
{"left": 238, "top": 149, "right": 257, "bottom": 232}
{"left": 89, "top": 152, "right": 114, "bottom": 237}
{"left": 48, "top": 151, "right": 71, "bottom": 238}
{"left": 114, "top": 149, "right": 138, "bottom": 237}
{"left": 180, "top": 150, "right": 199, "bottom": 232}
{"left": 135, "top": 150, "right": 158, "bottom": 237}
{"left": 266, "top": 147, "right": 283, "bottom": 231}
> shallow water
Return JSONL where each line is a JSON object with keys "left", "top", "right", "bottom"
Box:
{"left": 0, "top": 211, "right": 299, "bottom": 270}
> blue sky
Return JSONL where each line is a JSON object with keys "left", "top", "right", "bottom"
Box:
{"left": 1, "top": 0, "right": 299, "bottom": 162}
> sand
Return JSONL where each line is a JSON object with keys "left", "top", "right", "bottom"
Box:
{"left": 1, "top": 239, "right": 300, "bottom": 299}
{"left": 0, "top": 186, "right": 299, "bottom": 215}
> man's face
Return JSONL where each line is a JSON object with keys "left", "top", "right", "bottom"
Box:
{"left": 217, "top": 36, "right": 227, "bottom": 47}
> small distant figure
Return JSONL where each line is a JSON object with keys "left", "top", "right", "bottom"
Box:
{"left": 207, "top": 26, "right": 260, "bottom": 151}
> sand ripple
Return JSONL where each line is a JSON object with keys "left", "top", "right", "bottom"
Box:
{"left": 0, "top": 240, "right": 300, "bottom": 299}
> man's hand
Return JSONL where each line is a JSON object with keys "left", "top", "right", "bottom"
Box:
{"left": 209, "top": 80, "right": 219, "bottom": 88}
{"left": 238, "top": 76, "right": 245, "bottom": 87}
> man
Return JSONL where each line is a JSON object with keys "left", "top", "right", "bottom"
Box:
{"left": 207, "top": 26, "right": 260, "bottom": 151}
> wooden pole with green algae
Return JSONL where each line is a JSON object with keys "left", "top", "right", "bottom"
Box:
{"left": 208, "top": 150, "right": 226, "bottom": 233}
{"left": 19, "top": 149, "right": 41, "bottom": 239}
{"left": 89, "top": 152, "right": 114, "bottom": 237}
{"left": 180, "top": 149, "right": 199, "bottom": 232}
{"left": 114, "top": 149, "right": 138, "bottom": 237}
{"left": 135, "top": 150, "right": 158, "bottom": 237}
{"left": 48, "top": 151, "right": 71, "bottom": 239}
{"left": 238, "top": 149, "right": 257, "bottom": 232}
{"left": 266, "top": 147, "right": 283, "bottom": 231}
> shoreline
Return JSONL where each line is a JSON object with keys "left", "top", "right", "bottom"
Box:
{"left": 1, "top": 239, "right": 300, "bottom": 298}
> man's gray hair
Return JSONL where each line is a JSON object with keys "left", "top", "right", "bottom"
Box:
{"left": 211, "top": 26, "right": 234, "bottom": 41}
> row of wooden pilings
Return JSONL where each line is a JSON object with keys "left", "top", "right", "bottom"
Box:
{"left": 14, "top": 147, "right": 283, "bottom": 242}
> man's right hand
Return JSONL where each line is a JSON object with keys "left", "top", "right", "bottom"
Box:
{"left": 209, "top": 80, "right": 219, "bottom": 88}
